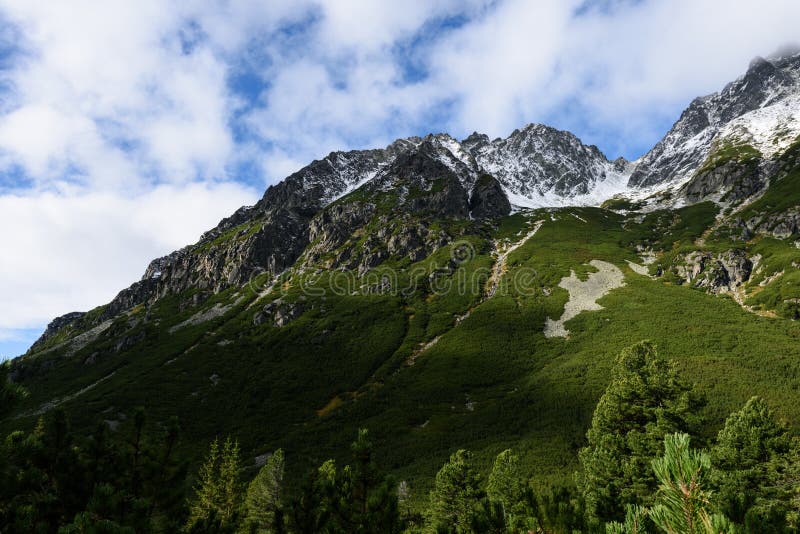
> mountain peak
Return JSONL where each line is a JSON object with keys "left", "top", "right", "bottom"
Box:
{"left": 767, "top": 42, "right": 800, "bottom": 62}
{"left": 628, "top": 52, "right": 800, "bottom": 189}
{"left": 747, "top": 55, "right": 772, "bottom": 71}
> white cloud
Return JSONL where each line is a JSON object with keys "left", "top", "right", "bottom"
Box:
{"left": 0, "top": 0, "right": 240, "bottom": 189}
{"left": 241, "top": 1, "right": 486, "bottom": 180}
{"left": 0, "top": 105, "right": 94, "bottom": 177}
{"left": 423, "top": 0, "right": 800, "bottom": 152}
{"left": 0, "top": 103, "right": 141, "bottom": 189}
{"left": 0, "top": 183, "right": 257, "bottom": 331}
{"left": 429, "top": 0, "right": 580, "bottom": 136}
{"left": 314, "top": 0, "right": 480, "bottom": 52}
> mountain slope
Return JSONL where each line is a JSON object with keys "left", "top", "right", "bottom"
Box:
{"left": 8, "top": 201, "right": 800, "bottom": 503}
{"left": 29, "top": 125, "right": 633, "bottom": 348}
{"left": 6, "top": 53, "right": 800, "bottom": 510}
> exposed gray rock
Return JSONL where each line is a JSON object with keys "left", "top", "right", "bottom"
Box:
{"left": 300, "top": 143, "right": 471, "bottom": 274}
{"left": 168, "top": 299, "right": 242, "bottom": 333}
{"left": 104, "top": 419, "right": 120, "bottom": 431}
{"left": 383, "top": 143, "right": 471, "bottom": 218}
{"left": 746, "top": 208, "right": 800, "bottom": 238}
{"left": 727, "top": 217, "right": 753, "bottom": 241}
{"left": 718, "top": 250, "right": 753, "bottom": 286}
{"left": 113, "top": 331, "right": 147, "bottom": 353}
{"left": 182, "top": 291, "right": 212, "bottom": 311}
{"left": 29, "top": 311, "right": 86, "bottom": 353}
{"left": 671, "top": 249, "right": 752, "bottom": 293}
{"left": 469, "top": 175, "right": 511, "bottom": 218}
{"left": 357, "top": 249, "right": 389, "bottom": 278}
{"left": 363, "top": 274, "right": 394, "bottom": 294}
{"left": 255, "top": 298, "right": 306, "bottom": 328}
{"left": 304, "top": 201, "right": 376, "bottom": 264}
{"left": 252, "top": 311, "right": 267, "bottom": 327}
{"left": 612, "top": 157, "right": 631, "bottom": 173}
{"left": 681, "top": 159, "right": 764, "bottom": 203}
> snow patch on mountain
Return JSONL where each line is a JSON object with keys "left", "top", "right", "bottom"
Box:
{"left": 426, "top": 133, "right": 481, "bottom": 187}
{"left": 717, "top": 94, "right": 800, "bottom": 158}
{"left": 326, "top": 138, "right": 423, "bottom": 203}
{"left": 505, "top": 165, "right": 631, "bottom": 209}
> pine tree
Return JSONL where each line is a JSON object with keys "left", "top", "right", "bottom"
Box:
{"left": 470, "top": 498, "right": 508, "bottom": 533}
{"left": 286, "top": 430, "right": 402, "bottom": 533}
{"left": 322, "top": 429, "right": 403, "bottom": 533}
{"left": 0, "top": 362, "right": 26, "bottom": 421}
{"left": 0, "top": 409, "right": 86, "bottom": 531}
{"left": 649, "top": 433, "right": 733, "bottom": 534}
{"left": 426, "top": 449, "right": 483, "bottom": 533}
{"left": 186, "top": 437, "right": 243, "bottom": 532}
{"left": 288, "top": 461, "right": 334, "bottom": 534}
{"left": 711, "top": 396, "right": 793, "bottom": 530}
{"left": 578, "top": 341, "right": 700, "bottom": 526}
{"left": 242, "top": 449, "right": 285, "bottom": 533}
{"left": 527, "top": 484, "right": 586, "bottom": 533}
{"left": 348, "top": 428, "right": 378, "bottom": 521}
{"left": 486, "top": 449, "right": 526, "bottom": 529}
{"left": 772, "top": 441, "right": 800, "bottom": 531}
{"left": 605, "top": 504, "right": 651, "bottom": 534}
{"left": 345, "top": 429, "right": 402, "bottom": 532}
{"left": 1, "top": 407, "right": 186, "bottom": 532}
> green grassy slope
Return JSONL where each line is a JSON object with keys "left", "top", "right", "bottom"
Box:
{"left": 6, "top": 191, "right": 800, "bottom": 511}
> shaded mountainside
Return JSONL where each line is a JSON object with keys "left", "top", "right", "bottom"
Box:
{"left": 6, "top": 53, "right": 800, "bottom": 509}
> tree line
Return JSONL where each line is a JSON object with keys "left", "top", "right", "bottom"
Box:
{"left": 2, "top": 341, "right": 799, "bottom": 532}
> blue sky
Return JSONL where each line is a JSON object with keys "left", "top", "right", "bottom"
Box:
{"left": 1, "top": 0, "right": 799, "bottom": 360}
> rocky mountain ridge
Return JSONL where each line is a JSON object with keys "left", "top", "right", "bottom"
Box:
{"left": 629, "top": 52, "right": 800, "bottom": 191}
{"left": 27, "top": 52, "right": 800, "bottom": 351}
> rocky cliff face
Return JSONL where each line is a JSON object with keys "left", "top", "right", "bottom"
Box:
{"left": 300, "top": 140, "right": 478, "bottom": 274}
{"left": 461, "top": 124, "right": 630, "bottom": 206}
{"left": 92, "top": 140, "right": 428, "bottom": 319}
{"left": 28, "top": 312, "right": 87, "bottom": 352}
{"left": 667, "top": 249, "right": 753, "bottom": 294}
{"left": 680, "top": 158, "right": 765, "bottom": 204}
{"left": 469, "top": 175, "right": 512, "bottom": 219}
